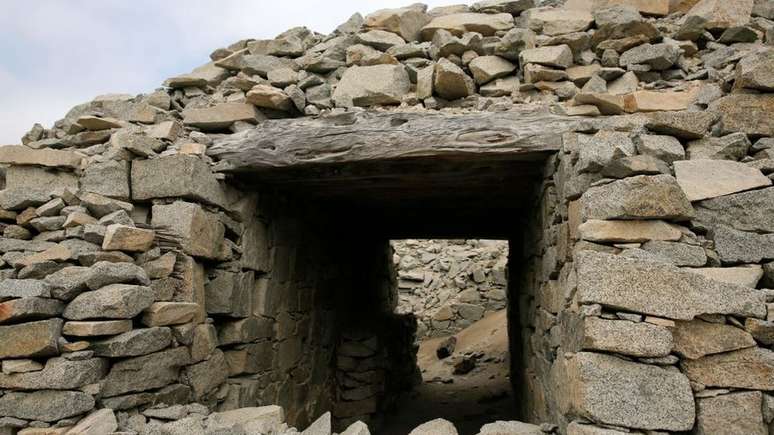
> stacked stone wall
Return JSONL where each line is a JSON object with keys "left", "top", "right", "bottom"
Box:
{"left": 1, "top": 0, "right": 774, "bottom": 433}
{"left": 393, "top": 239, "right": 508, "bottom": 338}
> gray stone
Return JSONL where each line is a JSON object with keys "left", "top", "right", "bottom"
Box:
{"left": 565, "top": 315, "right": 673, "bottom": 357}
{"left": 566, "top": 422, "right": 630, "bottom": 435}
{"left": 218, "top": 317, "right": 273, "bottom": 345}
{"left": 576, "top": 251, "right": 766, "bottom": 320}
{"left": 356, "top": 29, "right": 406, "bottom": 50}
{"left": 695, "top": 391, "right": 766, "bottom": 435}
{"left": 434, "top": 58, "right": 476, "bottom": 100}
{"left": 619, "top": 43, "right": 680, "bottom": 70}
{"left": 746, "top": 318, "right": 774, "bottom": 345}
{"left": 686, "top": 133, "right": 752, "bottom": 161}
{"left": 341, "top": 421, "right": 371, "bottom": 435}
{"left": 712, "top": 224, "right": 774, "bottom": 264}
{"left": 695, "top": 186, "right": 774, "bottom": 233}
{"left": 409, "top": 418, "right": 458, "bottom": 435}
{"left": 91, "top": 327, "right": 172, "bottom": 357}
{"left": 131, "top": 155, "right": 226, "bottom": 208}
{"left": 301, "top": 411, "right": 332, "bottom": 435}
{"left": 333, "top": 64, "right": 410, "bottom": 107}
{"left": 206, "top": 406, "right": 285, "bottom": 433}
{"left": 78, "top": 192, "right": 133, "bottom": 218}
{"left": 494, "top": 28, "right": 536, "bottom": 61}
{"left": 519, "top": 45, "right": 573, "bottom": 68}
{"left": 0, "top": 318, "right": 61, "bottom": 359}
{"left": 580, "top": 175, "right": 694, "bottom": 221}
{"left": 0, "top": 279, "right": 51, "bottom": 301}
{"left": 80, "top": 160, "right": 130, "bottom": 200}
{"left": 601, "top": 155, "right": 670, "bottom": 178}
{"left": 150, "top": 201, "right": 225, "bottom": 260}
{"left": 67, "top": 408, "right": 118, "bottom": 435}
{"left": 477, "top": 420, "right": 542, "bottom": 434}
{"left": 645, "top": 111, "right": 718, "bottom": 140}
{"left": 181, "top": 349, "right": 228, "bottom": 400}
{"left": 558, "top": 352, "right": 694, "bottom": 431}
{"left": 141, "top": 302, "right": 200, "bottom": 326}
{"left": 63, "top": 284, "right": 154, "bottom": 320}
{"left": 205, "top": 270, "right": 252, "bottom": 317}
{"left": 682, "top": 346, "right": 774, "bottom": 389}
{"left": 523, "top": 8, "right": 593, "bottom": 36}
{"left": 635, "top": 134, "right": 685, "bottom": 164}
{"left": 671, "top": 319, "right": 756, "bottom": 359}
{"left": 0, "top": 356, "right": 108, "bottom": 390}
{"left": 0, "top": 297, "right": 63, "bottom": 324}
{"left": 0, "top": 390, "right": 94, "bottom": 422}
{"left": 641, "top": 240, "right": 706, "bottom": 266}
{"left": 576, "top": 131, "right": 635, "bottom": 174}
{"left": 101, "top": 347, "right": 191, "bottom": 397}
{"left": 471, "top": 0, "right": 534, "bottom": 15}
{"left": 109, "top": 129, "right": 165, "bottom": 157}
{"left": 85, "top": 261, "right": 151, "bottom": 290}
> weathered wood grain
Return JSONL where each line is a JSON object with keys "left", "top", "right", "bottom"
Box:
{"left": 207, "top": 106, "right": 596, "bottom": 172}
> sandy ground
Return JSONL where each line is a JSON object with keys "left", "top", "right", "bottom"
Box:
{"left": 377, "top": 310, "right": 517, "bottom": 435}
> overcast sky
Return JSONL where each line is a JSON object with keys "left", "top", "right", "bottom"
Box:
{"left": 0, "top": 0, "right": 463, "bottom": 144}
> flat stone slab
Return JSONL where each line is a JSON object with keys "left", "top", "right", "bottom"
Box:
{"left": 578, "top": 219, "right": 683, "bottom": 243}
{"left": 576, "top": 251, "right": 766, "bottom": 320}
{"left": 560, "top": 351, "right": 695, "bottom": 431}
{"left": 694, "top": 186, "right": 774, "bottom": 233}
{"left": 580, "top": 175, "right": 694, "bottom": 221}
{"left": 681, "top": 347, "right": 774, "bottom": 390}
{"left": 685, "top": 266, "right": 764, "bottom": 288}
{"left": 0, "top": 146, "right": 82, "bottom": 169}
{"left": 671, "top": 319, "right": 757, "bottom": 359}
{"left": 674, "top": 159, "right": 771, "bottom": 201}
{"left": 0, "top": 390, "right": 95, "bottom": 422}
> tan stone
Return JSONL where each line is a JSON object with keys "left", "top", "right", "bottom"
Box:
{"left": 102, "top": 224, "right": 155, "bottom": 252}
{"left": 62, "top": 320, "right": 133, "bottom": 337}
{"left": 0, "top": 319, "right": 61, "bottom": 359}
{"left": 0, "top": 146, "right": 81, "bottom": 169}
{"left": 150, "top": 201, "right": 224, "bottom": 260}
{"left": 671, "top": 319, "right": 756, "bottom": 359}
{"left": 578, "top": 219, "right": 683, "bottom": 243}
{"left": 685, "top": 0, "right": 754, "bottom": 30}
{"left": 16, "top": 245, "right": 71, "bottom": 268}
{"left": 364, "top": 5, "right": 431, "bottom": 42}
{"left": 523, "top": 8, "right": 594, "bottom": 36}
{"left": 574, "top": 93, "right": 626, "bottom": 115}
{"left": 182, "top": 103, "right": 261, "bottom": 131}
{"left": 141, "top": 302, "right": 200, "bottom": 326}
{"left": 682, "top": 346, "right": 774, "bottom": 389}
{"left": 695, "top": 391, "right": 766, "bottom": 435}
{"left": 568, "top": 316, "right": 673, "bottom": 357}
{"left": 246, "top": 85, "right": 293, "bottom": 111}
{"left": 675, "top": 159, "right": 772, "bottom": 201}
{"left": 623, "top": 88, "right": 698, "bottom": 113}
{"left": 565, "top": 0, "right": 671, "bottom": 16}
{"left": 420, "top": 13, "right": 515, "bottom": 39}
{"left": 710, "top": 93, "right": 774, "bottom": 137}
{"left": 76, "top": 115, "right": 123, "bottom": 131}
{"left": 686, "top": 266, "right": 764, "bottom": 288}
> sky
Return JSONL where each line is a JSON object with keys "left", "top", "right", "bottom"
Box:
{"left": 0, "top": 0, "right": 463, "bottom": 144}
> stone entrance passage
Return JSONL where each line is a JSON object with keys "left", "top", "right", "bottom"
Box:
{"left": 209, "top": 111, "right": 561, "bottom": 431}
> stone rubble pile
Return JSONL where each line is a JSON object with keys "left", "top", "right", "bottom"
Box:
{"left": 0, "top": 0, "right": 773, "bottom": 433}
{"left": 392, "top": 239, "right": 508, "bottom": 338}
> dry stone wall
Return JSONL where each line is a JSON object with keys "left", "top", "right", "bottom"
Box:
{"left": 0, "top": 0, "right": 774, "bottom": 434}
{"left": 393, "top": 239, "right": 508, "bottom": 338}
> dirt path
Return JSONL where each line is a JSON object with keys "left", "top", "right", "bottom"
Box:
{"left": 378, "top": 310, "right": 517, "bottom": 435}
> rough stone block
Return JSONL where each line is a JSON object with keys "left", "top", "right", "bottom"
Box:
{"left": 80, "top": 160, "right": 130, "bottom": 200}
{"left": 0, "top": 318, "right": 62, "bottom": 359}
{"left": 91, "top": 327, "right": 173, "bottom": 357}
{"left": 564, "top": 315, "right": 673, "bottom": 357}
{"left": 557, "top": 351, "right": 694, "bottom": 431}
{"left": 0, "top": 390, "right": 94, "bottom": 422}
{"left": 580, "top": 175, "right": 694, "bottom": 221}
{"left": 205, "top": 270, "right": 253, "bottom": 317}
{"left": 0, "top": 356, "right": 108, "bottom": 390}
{"left": 682, "top": 347, "right": 774, "bottom": 389}
{"left": 100, "top": 347, "right": 191, "bottom": 397}
{"left": 151, "top": 201, "right": 224, "bottom": 260}
{"left": 675, "top": 159, "right": 771, "bottom": 202}
{"left": 63, "top": 284, "right": 154, "bottom": 320}
{"left": 102, "top": 224, "right": 155, "bottom": 252}
{"left": 576, "top": 251, "right": 766, "bottom": 320}
{"left": 141, "top": 302, "right": 200, "bottom": 326}
{"left": 131, "top": 155, "right": 226, "bottom": 208}
{"left": 671, "top": 319, "right": 756, "bottom": 359}
{"left": 0, "top": 146, "right": 82, "bottom": 169}
{"left": 182, "top": 103, "right": 261, "bottom": 131}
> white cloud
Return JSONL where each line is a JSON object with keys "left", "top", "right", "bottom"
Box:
{"left": 0, "top": 0, "right": 464, "bottom": 143}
